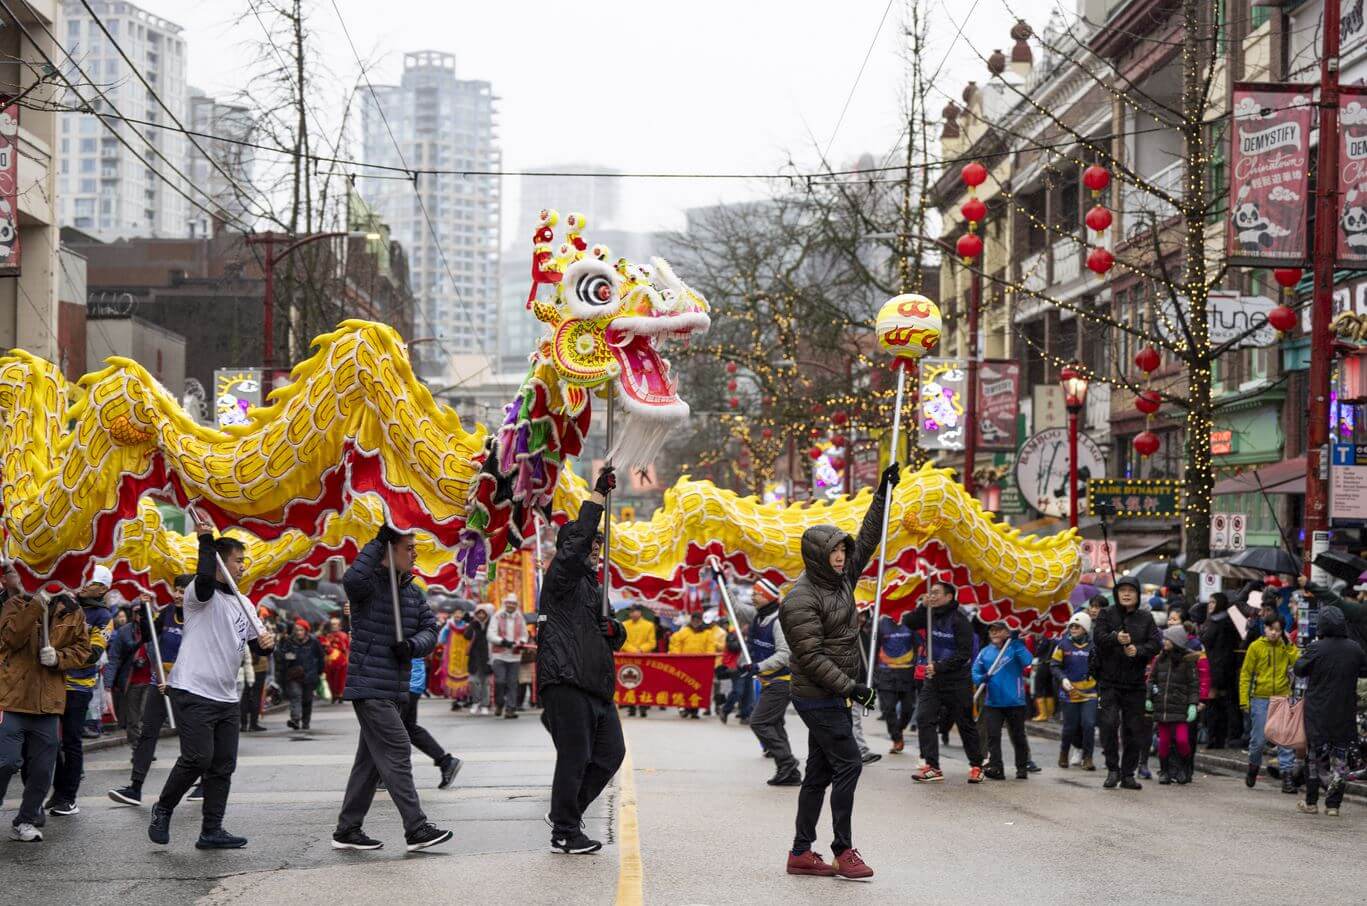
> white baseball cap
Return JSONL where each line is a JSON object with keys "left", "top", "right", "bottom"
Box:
{"left": 89, "top": 564, "right": 114, "bottom": 589}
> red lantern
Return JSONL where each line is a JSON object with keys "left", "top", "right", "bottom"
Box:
{"left": 1082, "top": 164, "right": 1110, "bottom": 193}
{"left": 728, "top": 396, "right": 739, "bottom": 409}
{"left": 1084, "top": 204, "right": 1113, "bottom": 232}
{"left": 961, "top": 161, "right": 987, "bottom": 188}
{"left": 725, "top": 361, "right": 738, "bottom": 374}
{"left": 808, "top": 446, "right": 823, "bottom": 460}
{"left": 1133, "top": 430, "right": 1161, "bottom": 457}
{"left": 1135, "top": 390, "right": 1162, "bottom": 415}
{"left": 831, "top": 434, "right": 848, "bottom": 448}
{"left": 832, "top": 410, "right": 849, "bottom": 426}
{"left": 961, "top": 196, "right": 987, "bottom": 224}
{"left": 726, "top": 379, "right": 737, "bottom": 392}
{"left": 760, "top": 427, "right": 773, "bottom": 440}
{"left": 1268, "top": 305, "right": 1298, "bottom": 332}
{"left": 1272, "top": 268, "right": 1303, "bottom": 290}
{"left": 1086, "top": 246, "right": 1114, "bottom": 275}
{"left": 809, "top": 402, "right": 824, "bottom": 415}
{"left": 830, "top": 457, "right": 846, "bottom": 472}
{"left": 1134, "top": 346, "right": 1161, "bottom": 373}
{"left": 956, "top": 232, "right": 984, "bottom": 261}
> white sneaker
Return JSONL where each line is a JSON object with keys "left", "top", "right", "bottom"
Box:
{"left": 1069, "top": 750, "right": 1083, "bottom": 767}
{"left": 10, "top": 823, "right": 42, "bottom": 842}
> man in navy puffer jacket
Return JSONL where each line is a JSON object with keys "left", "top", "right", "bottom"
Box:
{"left": 332, "top": 525, "right": 451, "bottom": 853}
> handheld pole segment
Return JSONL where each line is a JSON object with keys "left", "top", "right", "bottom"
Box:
{"left": 709, "top": 556, "right": 753, "bottom": 667}
{"left": 864, "top": 363, "right": 907, "bottom": 686}
{"left": 386, "top": 541, "right": 404, "bottom": 644}
{"left": 143, "top": 597, "right": 176, "bottom": 729}
{"left": 601, "top": 386, "right": 615, "bottom": 618}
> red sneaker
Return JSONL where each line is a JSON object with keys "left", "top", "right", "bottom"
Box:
{"left": 968, "top": 766, "right": 984, "bottom": 784}
{"left": 834, "top": 848, "right": 874, "bottom": 880}
{"left": 889, "top": 740, "right": 905, "bottom": 755}
{"left": 787, "top": 849, "right": 837, "bottom": 876}
{"left": 911, "top": 765, "right": 943, "bottom": 783}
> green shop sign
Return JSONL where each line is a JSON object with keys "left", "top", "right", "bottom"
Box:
{"left": 1086, "top": 478, "right": 1184, "bottom": 519}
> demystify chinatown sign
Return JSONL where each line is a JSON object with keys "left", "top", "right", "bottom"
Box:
{"left": 1227, "top": 84, "right": 1313, "bottom": 268}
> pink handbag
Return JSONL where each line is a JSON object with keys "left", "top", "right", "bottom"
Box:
{"left": 1264, "top": 696, "right": 1307, "bottom": 755}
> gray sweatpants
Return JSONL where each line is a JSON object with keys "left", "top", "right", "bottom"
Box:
{"left": 749, "top": 680, "right": 797, "bottom": 775}
{"left": 851, "top": 706, "right": 872, "bottom": 758}
{"left": 336, "top": 699, "right": 427, "bottom": 836}
{"left": 0, "top": 712, "right": 59, "bottom": 827}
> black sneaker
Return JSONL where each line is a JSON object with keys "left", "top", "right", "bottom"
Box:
{"left": 1026, "top": 760, "right": 1041, "bottom": 773}
{"left": 1103, "top": 770, "right": 1121, "bottom": 789}
{"left": 287, "top": 719, "right": 300, "bottom": 730}
{"left": 1282, "top": 777, "right": 1299, "bottom": 795}
{"left": 860, "top": 752, "right": 882, "bottom": 765}
{"left": 983, "top": 767, "right": 1006, "bottom": 781}
{"left": 47, "top": 800, "right": 79, "bottom": 816}
{"left": 108, "top": 786, "right": 143, "bottom": 806}
{"left": 544, "top": 812, "right": 586, "bottom": 830}
{"left": 438, "top": 755, "right": 463, "bottom": 789}
{"left": 405, "top": 823, "right": 453, "bottom": 852}
{"left": 551, "top": 831, "right": 603, "bottom": 854}
{"left": 1119, "top": 776, "right": 1143, "bottom": 790}
{"left": 186, "top": 784, "right": 204, "bottom": 802}
{"left": 1016, "top": 768, "right": 1029, "bottom": 780}
{"left": 196, "top": 827, "right": 248, "bottom": 849}
{"left": 766, "top": 769, "right": 803, "bottom": 786}
{"left": 149, "top": 805, "right": 172, "bottom": 845}
{"left": 331, "top": 828, "right": 384, "bottom": 851}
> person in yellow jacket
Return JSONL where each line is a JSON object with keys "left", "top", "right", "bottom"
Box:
{"left": 669, "top": 611, "right": 722, "bottom": 717}
{"left": 1239, "top": 613, "right": 1298, "bottom": 792}
{"left": 621, "top": 606, "right": 657, "bottom": 718}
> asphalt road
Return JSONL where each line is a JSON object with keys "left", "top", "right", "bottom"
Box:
{"left": 2, "top": 699, "right": 1359, "bottom": 905}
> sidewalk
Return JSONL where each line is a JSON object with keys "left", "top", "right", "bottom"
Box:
{"left": 1024, "top": 719, "right": 1366, "bottom": 799}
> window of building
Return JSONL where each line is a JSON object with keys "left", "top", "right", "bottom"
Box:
{"left": 80, "top": 178, "right": 96, "bottom": 192}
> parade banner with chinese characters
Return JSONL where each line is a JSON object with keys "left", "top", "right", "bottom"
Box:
{"left": 1339, "top": 86, "right": 1367, "bottom": 265}
{"left": 1227, "top": 83, "right": 1313, "bottom": 267}
{"left": 1086, "top": 478, "right": 1184, "bottom": 519}
{"left": 0, "top": 99, "right": 20, "bottom": 275}
{"left": 613, "top": 653, "right": 716, "bottom": 711}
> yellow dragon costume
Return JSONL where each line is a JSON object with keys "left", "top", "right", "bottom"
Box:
{"left": 0, "top": 210, "right": 1080, "bottom": 629}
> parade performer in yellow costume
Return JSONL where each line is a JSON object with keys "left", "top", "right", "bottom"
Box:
{"left": 0, "top": 210, "right": 1081, "bottom": 631}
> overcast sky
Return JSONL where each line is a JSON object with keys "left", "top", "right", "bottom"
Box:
{"left": 134, "top": 0, "right": 1062, "bottom": 239}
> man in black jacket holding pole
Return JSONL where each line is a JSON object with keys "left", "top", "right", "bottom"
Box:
{"left": 537, "top": 466, "right": 627, "bottom": 855}
{"left": 331, "top": 525, "right": 451, "bottom": 853}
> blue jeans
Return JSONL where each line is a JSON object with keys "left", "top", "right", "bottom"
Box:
{"left": 1247, "top": 697, "right": 1295, "bottom": 772}
{"left": 1059, "top": 698, "right": 1097, "bottom": 759}
{"left": 722, "top": 671, "right": 755, "bottom": 719}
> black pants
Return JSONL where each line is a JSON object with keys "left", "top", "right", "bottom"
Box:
{"left": 240, "top": 673, "right": 266, "bottom": 728}
{"left": 793, "top": 706, "right": 861, "bottom": 857}
{"left": 158, "top": 690, "right": 240, "bottom": 830}
{"left": 1205, "top": 689, "right": 1235, "bottom": 747}
{"left": 542, "top": 684, "right": 625, "bottom": 837}
{"left": 50, "top": 687, "right": 93, "bottom": 803}
{"left": 917, "top": 679, "right": 981, "bottom": 769}
{"left": 878, "top": 686, "right": 917, "bottom": 744}
{"left": 749, "top": 680, "right": 797, "bottom": 774}
{"left": 1098, "top": 685, "right": 1147, "bottom": 777}
{"left": 402, "top": 693, "right": 448, "bottom": 765}
{"left": 130, "top": 686, "right": 187, "bottom": 788}
{"left": 984, "top": 705, "right": 1030, "bottom": 772}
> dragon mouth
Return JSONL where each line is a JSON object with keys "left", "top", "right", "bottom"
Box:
{"left": 607, "top": 326, "right": 687, "bottom": 417}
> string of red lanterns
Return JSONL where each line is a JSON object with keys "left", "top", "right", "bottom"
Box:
{"left": 1133, "top": 343, "right": 1161, "bottom": 458}
{"left": 1268, "top": 267, "right": 1301, "bottom": 334}
{"left": 1083, "top": 163, "right": 1114, "bottom": 277}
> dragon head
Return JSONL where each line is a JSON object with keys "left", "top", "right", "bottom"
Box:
{"left": 528, "top": 209, "right": 710, "bottom": 432}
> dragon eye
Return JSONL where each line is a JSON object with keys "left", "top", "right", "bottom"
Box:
{"left": 579, "top": 272, "right": 616, "bottom": 306}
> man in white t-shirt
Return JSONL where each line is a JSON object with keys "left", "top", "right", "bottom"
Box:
{"left": 149, "top": 511, "right": 273, "bottom": 849}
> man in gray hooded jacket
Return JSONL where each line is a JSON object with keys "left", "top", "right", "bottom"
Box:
{"left": 777, "top": 462, "right": 897, "bottom": 881}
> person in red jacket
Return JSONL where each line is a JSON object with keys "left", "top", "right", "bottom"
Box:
{"left": 320, "top": 616, "right": 350, "bottom": 702}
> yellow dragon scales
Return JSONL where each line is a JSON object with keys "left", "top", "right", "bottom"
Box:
{"left": 0, "top": 210, "right": 1080, "bottom": 629}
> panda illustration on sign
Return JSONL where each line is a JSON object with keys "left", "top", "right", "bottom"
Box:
{"left": 1231, "top": 185, "right": 1290, "bottom": 252}
{"left": 1342, "top": 188, "right": 1367, "bottom": 256}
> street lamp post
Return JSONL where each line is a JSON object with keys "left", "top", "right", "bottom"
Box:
{"left": 1059, "top": 361, "right": 1090, "bottom": 529}
{"left": 246, "top": 230, "right": 380, "bottom": 373}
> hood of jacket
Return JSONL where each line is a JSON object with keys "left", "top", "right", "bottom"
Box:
{"left": 800, "top": 525, "right": 853, "bottom": 591}
{"left": 1319, "top": 604, "right": 1348, "bottom": 638}
{"left": 556, "top": 517, "right": 602, "bottom": 571}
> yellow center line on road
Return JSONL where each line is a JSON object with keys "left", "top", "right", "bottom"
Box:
{"left": 614, "top": 740, "right": 643, "bottom": 906}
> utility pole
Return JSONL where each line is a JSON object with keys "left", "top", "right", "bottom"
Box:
{"left": 1305, "top": 0, "right": 1341, "bottom": 573}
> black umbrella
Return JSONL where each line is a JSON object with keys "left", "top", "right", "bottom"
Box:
{"left": 1227, "top": 546, "right": 1302, "bottom": 576}
{"left": 1129, "top": 560, "right": 1180, "bottom": 588}
{"left": 1313, "top": 550, "right": 1367, "bottom": 584}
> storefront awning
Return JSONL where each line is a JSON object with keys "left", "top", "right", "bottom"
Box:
{"left": 1213, "top": 456, "right": 1306, "bottom": 496}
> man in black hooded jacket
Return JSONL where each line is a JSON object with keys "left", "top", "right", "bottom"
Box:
{"left": 1093, "top": 575, "right": 1161, "bottom": 790}
{"left": 905, "top": 580, "right": 983, "bottom": 783}
{"left": 537, "top": 466, "right": 626, "bottom": 855}
{"left": 777, "top": 463, "right": 897, "bottom": 882}
{"left": 1293, "top": 605, "right": 1367, "bottom": 815}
